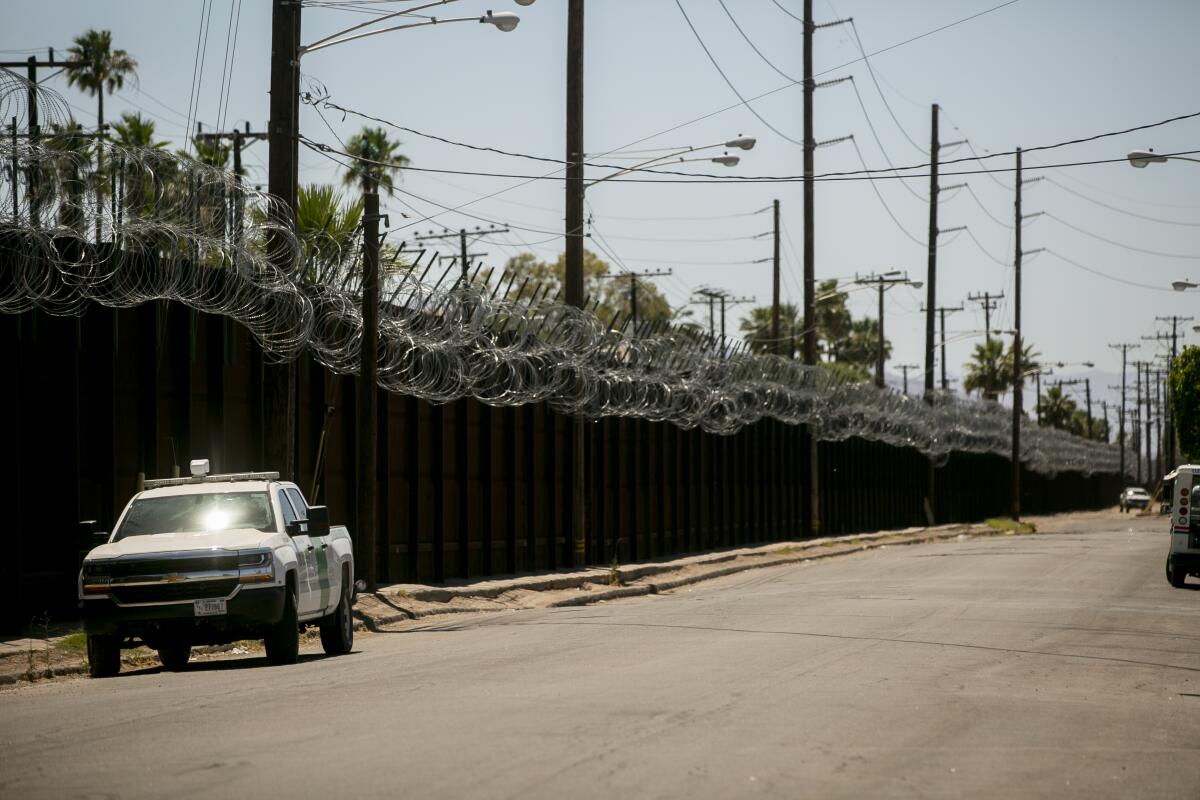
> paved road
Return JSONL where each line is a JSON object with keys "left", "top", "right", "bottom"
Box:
{"left": 2, "top": 513, "right": 1198, "bottom": 799}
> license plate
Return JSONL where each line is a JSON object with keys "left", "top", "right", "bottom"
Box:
{"left": 194, "top": 598, "right": 227, "bottom": 617}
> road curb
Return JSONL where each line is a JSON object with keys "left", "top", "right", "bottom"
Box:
{"left": 355, "top": 522, "right": 1006, "bottom": 628}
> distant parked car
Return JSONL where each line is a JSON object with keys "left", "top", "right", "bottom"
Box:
{"left": 1119, "top": 486, "right": 1151, "bottom": 513}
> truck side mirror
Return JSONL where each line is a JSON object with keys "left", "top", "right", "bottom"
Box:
{"left": 79, "top": 520, "right": 108, "bottom": 548}
{"left": 306, "top": 505, "right": 330, "bottom": 539}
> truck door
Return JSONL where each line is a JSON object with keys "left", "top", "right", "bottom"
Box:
{"left": 287, "top": 487, "right": 336, "bottom": 614}
{"left": 277, "top": 489, "right": 318, "bottom": 616}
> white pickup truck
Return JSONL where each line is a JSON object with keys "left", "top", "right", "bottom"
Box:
{"left": 78, "top": 460, "right": 355, "bottom": 677}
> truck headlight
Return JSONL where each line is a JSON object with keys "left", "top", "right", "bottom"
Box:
{"left": 238, "top": 551, "right": 274, "bottom": 584}
{"left": 81, "top": 561, "right": 112, "bottom": 595}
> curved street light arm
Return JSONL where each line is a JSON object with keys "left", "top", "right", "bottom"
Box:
{"left": 301, "top": 10, "right": 521, "bottom": 57}
{"left": 303, "top": 0, "right": 461, "bottom": 53}
{"left": 586, "top": 141, "right": 746, "bottom": 189}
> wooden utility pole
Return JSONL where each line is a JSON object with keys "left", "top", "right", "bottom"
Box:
{"left": 1109, "top": 343, "right": 1137, "bottom": 479}
{"left": 772, "top": 198, "right": 781, "bottom": 354}
{"left": 922, "top": 303, "right": 964, "bottom": 391}
{"left": 412, "top": 225, "right": 511, "bottom": 285}
{"left": 1010, "top": 148, "right": 1023, "bottom": 520}
{"left": 1153, "top": 315, "right": 1192, "bottom": 468}
{"left": 357, "top": 190, "right": 381, "bottom": 591}
{"left": 898, "top": 364, "right": 919, "bottom": 395}
{"left": 194, "top": 122, "right": 267, "bottom": 244}
{"left": 802, "top": 0, "right": 819, "bottom": 535}
{"left": 565, "top": 0, "right": 586, "bottom": 566}
{"left": 1, "top": 51, "right": 70, "bottom": 227}
{"left": 266, "top": 0, "right": 301, "bottom": 480}
{"left": 968, "top": 291, "right": 1004, "bottom": 347}
{"left": 924, "top": 104, "right": 939, "bottom": 400}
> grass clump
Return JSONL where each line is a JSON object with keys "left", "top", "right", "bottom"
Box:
{"left": 54, "top": 632, "right": 88, "bottom": 653}
{"left": 984, "top": 517, "right": 1036, "bottom": 535}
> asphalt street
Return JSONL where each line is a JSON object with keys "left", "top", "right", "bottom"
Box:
{"left": 2, "top": 512, "right": 1198, "bottom": 799}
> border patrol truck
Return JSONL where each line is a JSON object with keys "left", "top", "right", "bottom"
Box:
{"left": 78, "top": 460, "right": 355, "bottom": 677}
{"left": 1165, "top": 464, "right": 1200, "bottom": 588}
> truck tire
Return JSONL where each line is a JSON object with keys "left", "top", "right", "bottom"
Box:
{"left": 319, "top": 577, "right": 353, "bottom": 656}
{"left": 265, "top": 583, "right": 300, "bottom": 665}
{"left": 157, "top": 640, "right": 191, "bottom": 671}
{"left": 1166, "top": 556, "right": 1187, "bottom": 588}
{"left": 87, "top": 634, "right": 122, "bottom": 678}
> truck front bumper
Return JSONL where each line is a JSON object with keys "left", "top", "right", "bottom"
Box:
{"left": 80, "top": 585, "right": 286, "bottom": 636}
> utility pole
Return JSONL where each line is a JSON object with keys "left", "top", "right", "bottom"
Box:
{"left": 1109, "top": 343, "right": 1137, "bottom": 479}
{"left": 412, "top": 225, "right": 511, "bottom": 286}
{"left": 1057, "top": 378, "right": 1093, "bottom": 439}
{"left": 266, "top": 0, "right": 302, "bottom": 480}
{"left": 1034, "top": 367, "right": 1052, "bottom": 425}
{"left": 357, "top": 190, "right": 381, "bottom": 591}
{"left": 920, "top": 304, "right": 964, "bottom": 392}
{"left": 772, "top": 198, "right": 781, "bottom": 355}
{"left": 1132, "top": 360, "right": 1149, "bottom": 483}
{"left": 924, "top": 104, "right": 939, "bottom": 400}
{"left": 855, "top": 273, "right": 917, "bottom": 389}
{"left": 194, "top": 122, "right": 267, "bottom": 244}
{"left": 968, "top": 291, "right": 1004, "bottom": 347}
{"left": 565, "top": 0, "right": 586, "bottom": 566}
{"left": 1, "top": 50, "right": 70, "bottom": 227}
{"left": 1010, "top": 147, "right": 1023, "bottom": 520}
{"left": 1153, "top": 315, "right": 1191, "bottom": 468}
{"left": 607, "top": 269, "right": 671, "bottom": 332}
{"left": 898, "top": 364, "right": 919, "bottom": 395}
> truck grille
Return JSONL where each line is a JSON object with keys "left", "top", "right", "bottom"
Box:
{"left": 110, "top": 580, "right": 239, "bottom": 605}
{"left": 101, "top": 554, "right": 239, "bottom": 577}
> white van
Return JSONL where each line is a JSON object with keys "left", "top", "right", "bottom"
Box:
{"left": 1164, "top": 465, "right": 1200, "bottom": 588}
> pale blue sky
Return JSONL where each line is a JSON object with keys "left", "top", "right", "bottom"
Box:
{"left": 6, "top": 0, "right": 1200, "bottom": 414}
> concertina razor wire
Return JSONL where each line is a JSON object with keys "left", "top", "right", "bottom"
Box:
{"left": 0, "top": 70, "right": 1123, "bottom": 478}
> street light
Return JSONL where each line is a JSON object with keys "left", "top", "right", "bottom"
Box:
{"left": 1173, "top": 280, "right": 1198, "bottom": 291}
{"left": 275, "top": 0, "right": 536, "bottom": 592}
{"left": 586, "top": 136, "right": 756, "bottom": 188}
{"left": 300, "top": 3, "right": 531, "bottom": 55}
{"left": 1128, "top": 148, "right": 1200, "bottom": 168}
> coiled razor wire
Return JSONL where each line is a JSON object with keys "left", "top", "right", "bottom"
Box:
{"left": 0, "top": 71, "right": 1123, "bottom": 478}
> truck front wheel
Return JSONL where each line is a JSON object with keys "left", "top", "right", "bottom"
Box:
{"left": 265, "top": 583, "right": 300, "bottom": 665}
{"left": 87, "top": 634, "right": 121, "bottom": 678}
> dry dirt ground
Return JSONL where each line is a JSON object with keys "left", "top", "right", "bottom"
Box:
{"left": 0, "top": 506, "right": 1146, "bottom": 688}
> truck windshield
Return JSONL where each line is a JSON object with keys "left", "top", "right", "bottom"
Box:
{"left": 115, "top": 492, "right": 275, "bottom": 539}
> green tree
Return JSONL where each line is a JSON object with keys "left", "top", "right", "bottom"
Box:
{"left": 64, "top": 29, "right": 138, "bottom": 135}
{"left": 740, "top": 303, "right": 803, "bottom": 355}
{"left": 1170, "top": 345, "right": 1200, "bottom": 460}
{"left": 1038, "top": 385, "right": 1078, "bottom": 430}
{"left": 498, "top": 250, "right": 673, "bottom": 325}
{"left": 111, "top": 112, "right": 165, "bottom": 149}
{"left": 963, "top": 340, "right": 1007, "bottom": 401}
{"left": 295, "top": 184, "right": 363, "bottom": 265}
{"left": 833, "top": 316, "right": 891, "bottom": 367}
{"left": 341, "top": 126, "right": 409, "bottom": 196}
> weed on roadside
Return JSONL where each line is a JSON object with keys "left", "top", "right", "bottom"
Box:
{"left": 985, "top": 517, "right": 1037, "bottom": 535}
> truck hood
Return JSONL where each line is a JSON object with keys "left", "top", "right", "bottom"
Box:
{"left": 89, "top": 529, "right": 279, "bottom": 560}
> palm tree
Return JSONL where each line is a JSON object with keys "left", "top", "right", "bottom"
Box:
{"left": 962, "top": 339, "right": 1008, "bottom": 401}
{"left": 295, "top": 184, "right": 363, "bottom": 267}
{"left": 64, "top": 29, "right": 138, "bottom": 137}
{"left": 112, "top": 112, "right": 165, "bottom": 149}
{"left": 740, "top": 303, "right": 803, "bottom": 354}
{"left": 341, "top": 127, "right": 409, "bottom": 196}
{"left": 1038, "top": 385, "right": 1077, "bottom": 430}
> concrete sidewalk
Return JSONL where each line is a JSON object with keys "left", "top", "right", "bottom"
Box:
{"left": 352, "top": 519, "right": 1019, "bottom": 629}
